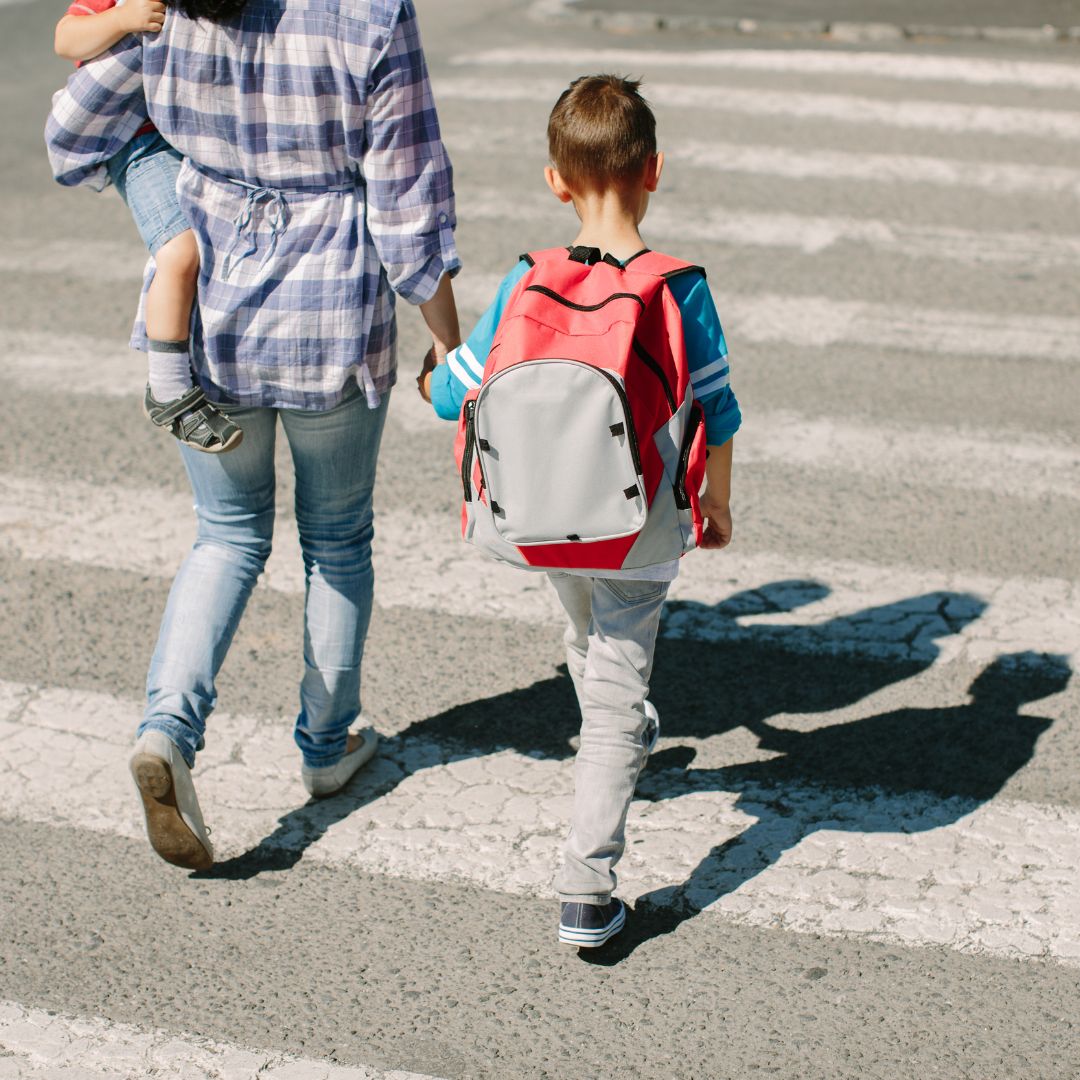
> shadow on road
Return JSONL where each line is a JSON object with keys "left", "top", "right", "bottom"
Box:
{"left": 197, "top": 579, "right": 1069, "bottom": 962}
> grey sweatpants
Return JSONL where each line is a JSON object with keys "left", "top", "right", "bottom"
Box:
{"left": 547, "top": 571, "right": 670, "bottom": 904}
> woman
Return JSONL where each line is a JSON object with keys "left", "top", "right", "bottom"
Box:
{"left": 47, "top": 0, "right": 461, "bottom": 870}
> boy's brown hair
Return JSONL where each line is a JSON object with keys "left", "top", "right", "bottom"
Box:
{"left": 547, "top": 75, "right": 657, "bottom": 193}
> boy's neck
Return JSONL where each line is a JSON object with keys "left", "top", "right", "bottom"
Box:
{"left": 569, "top": 187, "right": 647, "bottom": 263}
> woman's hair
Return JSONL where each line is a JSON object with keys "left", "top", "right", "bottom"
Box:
{"left": 547, "top": 74, "right": 657, "bottom": 194}
{"left": 164, "top": 0, "right": 249, "bottom": 22}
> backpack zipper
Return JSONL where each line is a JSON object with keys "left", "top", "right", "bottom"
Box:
{"left": 632, "top": 339, "right": 676, "bottom": 413}
{"left": 461, "top": 398, "right": 477, "bottom": 502}
{"left": 674, "top": 404, "right": 703, "bottom": 510}
{"left": 524, "top": 285, "right": 646, "bottom": 313}
{"left": 596, "top": 369, "right": 643, "bottom": 476}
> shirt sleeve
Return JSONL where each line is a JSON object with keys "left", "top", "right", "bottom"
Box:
{"left": 44, "top": 35, "right": 147, "bottom": 190}
{"left": 669, "top": 271, "right": 742, "bottom": 446}
{"left": 361, "top": 0, "right": 460, "bottom": 306}
{"left": 65, "top": 0, "right": 116, "bottom": 14}
{"left": 430, "top": 261, "right": 530, "bottom": 421}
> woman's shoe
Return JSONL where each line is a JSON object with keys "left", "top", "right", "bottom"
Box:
{"left": 129, "top": 730, "right": 214, "bottom": 870}
{"left": 301, "top": 728, "right": 379, "bottom": 798}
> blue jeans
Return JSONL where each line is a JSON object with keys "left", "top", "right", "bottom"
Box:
{"left": 139, "top": 387, "right": 390, "bottom": 769}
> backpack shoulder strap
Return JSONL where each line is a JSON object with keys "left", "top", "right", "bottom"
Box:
{"left": 624, "top": 249, "right": 706, "bottom": 281}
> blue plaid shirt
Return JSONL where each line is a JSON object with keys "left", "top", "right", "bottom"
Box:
{"left": 45, "top": 0, "right": 459, "bottom": 411}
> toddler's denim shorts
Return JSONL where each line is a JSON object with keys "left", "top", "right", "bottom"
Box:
{"left": 106, "top": 131, "right": 190, "bottom": 255}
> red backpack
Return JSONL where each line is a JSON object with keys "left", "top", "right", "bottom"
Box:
{"left": 453, "top": 245, "right": 709, "bottom": 573}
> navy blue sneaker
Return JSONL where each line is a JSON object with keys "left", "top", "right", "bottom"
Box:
{"left": 559, "top": 898, "right": 626, "bottom": 948}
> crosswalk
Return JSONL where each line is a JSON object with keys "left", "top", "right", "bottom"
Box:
{"left": 5, "top": 27, "right": 1080, "bottom": 1079}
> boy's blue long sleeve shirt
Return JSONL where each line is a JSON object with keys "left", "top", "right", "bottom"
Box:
{"left": 431, "top": 258, "right": 741, "bottom": 446}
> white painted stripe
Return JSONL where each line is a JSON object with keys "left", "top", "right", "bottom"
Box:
{"left": 458, "top": 341, "right": 485, "bottom": 379}
{"left": 445, "top": 280, "right": 1080, "bottom": 366}
{"left": 680, "top": 140, "right": 1080, "bottom": 200}
{"left": 709, "top": 290, "right": 1080, "bottom": 363}
{"left": 1, "top": 473, "right": 1077, "bottom": 664}
{"left": 446, "top": 348, "right": 480, "bottom": 390}
{"left": 2, "top": 679, "right": 1078, "bottom": 966}
{"left": 11, "top": 205, "right": 1080, "bottom": 285}
{"left": 453, "top": 47, "right": 1080, "bottom": 93}
{"left": 0, "top": 1000, "right": 439, "bottom": 1079}
{"left": 446, "top": 193, "right": 1080, "bottom": 269}
{"left": 436, "top": 76, "right": 1080, "bottom": 142}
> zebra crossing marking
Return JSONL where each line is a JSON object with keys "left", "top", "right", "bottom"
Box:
{"left": 435, "top": 76, "right": 1080, "bottom": 142}
{"left": 0, "top": 1001, "right": 439, "bottom": 1080}
{"left": 1, "top": 677, "right": 1077, "bottom": 966}
{"left": 1, "top": 472, "right": 1077, "bottom": 664}
{"left": 452, "top": 47, "right": 1080, "bottom": 93}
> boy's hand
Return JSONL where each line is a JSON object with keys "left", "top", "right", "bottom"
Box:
{"left": 118, "top": 0, "right": 166, "bottom": 34}
{"left": 699, "top": 497, "right": 733, "bottom": 550}
{"left": 416, "top": 346, "right": 437, "bottom": 403}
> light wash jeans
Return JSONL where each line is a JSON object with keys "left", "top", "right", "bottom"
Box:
{"left": 139, "top": 386, "right": 390, "bottom": 770}
{"left": 547, "top": 572, "right": 670, "bottom": 904}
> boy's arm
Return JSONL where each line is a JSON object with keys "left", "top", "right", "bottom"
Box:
{"left": 55, "top": 0, "right": 165, "bottom": 63}
{"left": 700, "top": 437, "right": 733, "bottom": 550}
{"left": 423, "top": 261, "right": 531, "bottom": 418}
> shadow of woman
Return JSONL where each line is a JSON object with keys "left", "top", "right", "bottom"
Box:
{"left": 585, "top": 651, "right": 1071, "bottom": 964}
{"left": 201, "top": 581, "right": 990, "bottom": 883}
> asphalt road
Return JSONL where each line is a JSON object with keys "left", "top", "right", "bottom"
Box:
{"left": 1, "top": 1, "right": 1079, "bottom": 1077}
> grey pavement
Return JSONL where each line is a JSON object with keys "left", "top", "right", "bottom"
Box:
{"left": 3, "top": 0, "right": 1080, "bottom": 1076}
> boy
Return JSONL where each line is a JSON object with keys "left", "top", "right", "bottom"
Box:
{"left": 54, "top": 0, "right": 241, "bottom": 451}
{"left": 421, "top": 75, "right": 740, "bottom": 947}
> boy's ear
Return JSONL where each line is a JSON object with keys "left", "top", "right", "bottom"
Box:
{"left": 644, "top": 151, "right": 664, "bottom": 193}
{"left": 545, "top": 166, "right": 575, "bottom": 204}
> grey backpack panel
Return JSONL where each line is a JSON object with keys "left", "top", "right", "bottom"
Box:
{"left": 474, "top": 360, "right": 646, "bottom": 546}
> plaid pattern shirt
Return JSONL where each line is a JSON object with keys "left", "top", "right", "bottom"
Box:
{"left": 45, "top": 0, "right": 458, "bottom": 410}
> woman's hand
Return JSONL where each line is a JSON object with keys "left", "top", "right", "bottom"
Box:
{"left": 417, "top": 346, "right": 438, "bottom": 402}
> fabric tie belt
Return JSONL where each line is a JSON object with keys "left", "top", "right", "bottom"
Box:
{"left": 187, "top": 161, "right": 382, "bottom": 409}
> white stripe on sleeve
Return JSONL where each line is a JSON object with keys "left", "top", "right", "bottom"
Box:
{"left": 447, "top": 348, "right": 482, "bottom": 390}
{"left": 459, "top": 342, "right": 485, "bottom": 379}
{"left": 694, "top": 370, "right": 731, "bottom": 398}
{"left": 690, "top": 355, "right": 729, "bottom": 387}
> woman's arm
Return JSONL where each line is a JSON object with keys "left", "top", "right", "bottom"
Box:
{"left": 55, "top": 0, "right": 165, "bottom": 63}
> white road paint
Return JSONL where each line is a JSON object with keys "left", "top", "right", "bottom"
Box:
{"left": 448, "top": 277, "right": 1080, "bottom": 365}
{"left": 14, "top": 198, "right": 1080, "bottom": 276}
{"left": 679, "top": 139, "right": 1080, "bottom": 200}
{"left": 0, "top": 1000, "right": 438, "bottom": 1079}
{"left": 464, "top": 189, "right": 1080, "bottom": 267}
{"left": 435, "top": 76, "right": 1080, "bottom": 142}
{"left": 2, "top": 240, "right": 146, "bottom": 282}
{"left": 453, "top": 47, "right": 1080, "bottom": 93}
{"left": 1, "top": 472, "right": 1077, "bottom": 665}
{"left": 1, "top": 679, "right": 1078, "bottom": 967}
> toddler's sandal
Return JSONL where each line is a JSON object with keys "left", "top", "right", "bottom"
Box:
{"left": 144, "top": 385, "right": 243, "bottom": 454}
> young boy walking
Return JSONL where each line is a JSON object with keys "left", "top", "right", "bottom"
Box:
{"left": 421, "top": 75, "right": 741, "bottom": 947}
{"left": 54, "top": 0, "right": 241, "bottom": 452}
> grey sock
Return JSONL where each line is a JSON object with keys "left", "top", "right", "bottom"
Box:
{"left": 147, "top": 339, "right": 193, "bottom": 403}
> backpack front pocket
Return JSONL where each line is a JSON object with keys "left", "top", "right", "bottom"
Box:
{"left": 473, "top": 359, "right": 647, "bottom": 546}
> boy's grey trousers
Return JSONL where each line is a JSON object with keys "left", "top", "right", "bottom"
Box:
{"left": 547, "top": 571, "right": 670, "bottom": 904}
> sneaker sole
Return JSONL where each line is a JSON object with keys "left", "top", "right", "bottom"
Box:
{"left": 559, "top": 904, "right": 627, "bottom": 948}
{"left": 130, "top": 753, "right": 213, "bottom": 871}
